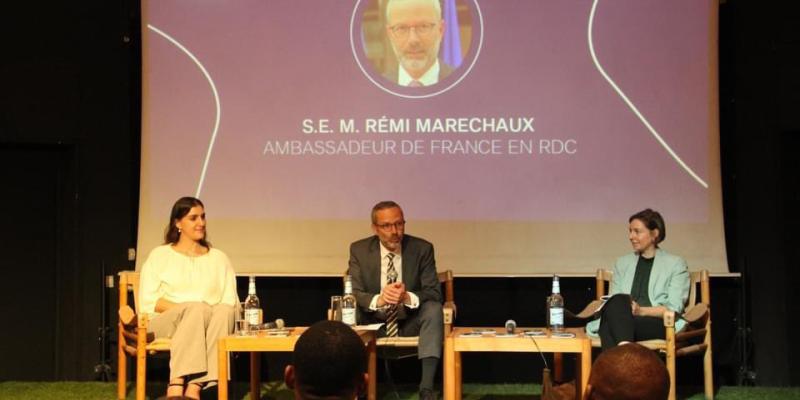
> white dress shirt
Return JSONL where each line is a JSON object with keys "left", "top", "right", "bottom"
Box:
{"left": 398, "top": 59, "right": 441, "bottom": 87}
{"left": 368, "top": 241, "right": 420, "bottom": 310}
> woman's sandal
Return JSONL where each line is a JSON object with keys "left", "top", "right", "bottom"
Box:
{"left": 165, "top": 382, "right": 185, "bottom": 399}
{"left": 183, "top": 382, "right": 204, "bottom": 400}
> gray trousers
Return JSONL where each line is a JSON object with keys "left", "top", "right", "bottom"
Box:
{"left": 366, "top": 300, "right": 443, "bottom": 359}
{"left": 148, "top": 302, "right": 234, "bottom": 384}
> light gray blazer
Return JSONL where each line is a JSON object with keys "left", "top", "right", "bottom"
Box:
{"left": 586, "top": 248, "right": 690, "bottom": 336}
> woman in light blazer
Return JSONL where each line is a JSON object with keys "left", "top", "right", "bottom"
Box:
{"left": 586, "top": 209, "right": 690, "bottom": 351}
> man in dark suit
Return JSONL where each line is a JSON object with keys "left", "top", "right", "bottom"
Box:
{"left": 384, "top": 0, "right": 453, "bottom": 87}
{"left": 348, "top": 201, "right": 443, "bottom": 400}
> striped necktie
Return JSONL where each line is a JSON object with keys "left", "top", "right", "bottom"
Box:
{"left": 385, "top": 253, "right": 399, "bottom": 337}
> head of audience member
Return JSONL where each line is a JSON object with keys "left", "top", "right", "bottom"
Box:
{"left": 385, "top": 0, "right": 445, "bottom": 79}
{"left": 584, "top": 343, "right": 669, "bottom": 400}
{"left": 164, "top": 196, "right": 210, "bottom": 248}
{"left": 371, "top": 200, "right": 405, "bottom": 253}
{"left": 628, "top": 208, "right": 665, "bottom": 256}
{"left": 284, "top": 320, "right": 368, "bottom": 400}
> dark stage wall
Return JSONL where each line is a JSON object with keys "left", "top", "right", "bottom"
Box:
{"left": 0, "top": 0, "right": 140, "bottom": 380}
{"left": 1, "top": 0, "right": 799, "bottom": 386}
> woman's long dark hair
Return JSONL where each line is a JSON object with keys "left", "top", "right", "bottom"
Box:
{"left": 164, "top": 196, "right": 211, "bottom": 248}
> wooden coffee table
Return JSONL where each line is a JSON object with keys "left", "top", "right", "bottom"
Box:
{"left": 217, "top": 327, "right": 377, "bottom": 400}
{"left": 444, "top": 327, "right": 591, "bottom": 400}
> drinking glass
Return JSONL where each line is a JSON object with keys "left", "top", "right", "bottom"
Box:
{"left": 235, "top": 302, "right": 249, "bottom": 335}
{"left": 330, "top": 295, "right": 343, "bottom": 321}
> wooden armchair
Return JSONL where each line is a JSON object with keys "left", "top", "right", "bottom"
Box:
{"left": 116, "top": 271, "right": 171, "bottom": 400}
{"left": 565, "top": 269, "right": 713, "bottom": 400}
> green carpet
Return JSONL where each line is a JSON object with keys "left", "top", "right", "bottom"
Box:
{"left": 0, "top": 381, "right": 798, "bottom": 400}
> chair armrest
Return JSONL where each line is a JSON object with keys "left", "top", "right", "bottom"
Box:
{"left": 137, "top": 312, "right": 150, "bottom": 330}
{"left": 681, "top": 303, "right": 709, "bottom": 324}
{"left": 663, "top": 310, "right": 676, "bottom": 328}
{"left": 443, "top": 301, "right": 456, "bottom": 324}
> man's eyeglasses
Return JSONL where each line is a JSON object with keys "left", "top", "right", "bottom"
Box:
{"left": 388, "top": 23, "right": 437, "bottom": 39}
{"left": 375, "top": 221, "right": 406, "bottom": 231}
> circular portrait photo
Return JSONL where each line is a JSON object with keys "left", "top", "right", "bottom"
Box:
{"left": 350, "top": 0, "right": 483, "bottom": 98}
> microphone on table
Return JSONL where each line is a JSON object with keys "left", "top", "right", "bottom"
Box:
{"left": 262, "top": 318, "right": 285, "bottom": 329}
{"left": 505, "top": 319, "right": 516, "bottom": 334}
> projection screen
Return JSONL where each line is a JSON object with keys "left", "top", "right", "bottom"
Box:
{"left": 138, "top": 0, "right": 727, "bottom": 276}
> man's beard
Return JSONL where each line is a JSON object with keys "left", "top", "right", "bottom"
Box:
{"left": 393, "top": 39, "right": 441, "bottom": 77}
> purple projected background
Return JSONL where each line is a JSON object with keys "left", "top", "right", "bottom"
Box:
{"left": 144, "top": 0, "right": 712, "bottom": 222}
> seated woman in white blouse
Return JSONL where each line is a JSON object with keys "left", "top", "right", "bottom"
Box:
{"left": 139, "top": 197, "right": 238, "bottom": 399}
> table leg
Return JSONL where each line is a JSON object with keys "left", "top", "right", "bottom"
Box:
{"left": 554, "top": 352, "right": 564, "bottom": 382}
{"left": 367, "top": 336, "right": 376, "bottom": 400}
{"left": 455, "top": 352, "right": 462, "bottom": 400}
{"left": 444, "top": 334, "right": 455, "bottom": 400}
{"left": 577, "top": 338, "right": 591, "bottom": 400}
{"left": 250, "top": 352, "right": 261, "bottom": 400}
{"left": 218, "top": 339, "right": 228, "bottom": 400}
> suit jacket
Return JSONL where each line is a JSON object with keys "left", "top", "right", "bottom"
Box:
{"left": 586, "top": 248, "right": 690, "bottom": 336}
{"left": 382, "top": 60, "right": 455, "bottom": 86}
{"left": 348, "top": 234, "right": 442, "bottom": 321}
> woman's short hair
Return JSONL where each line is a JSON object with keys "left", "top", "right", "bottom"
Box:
{"left": 163, "top": 196, "right": 210, "bottom": 248}
{"left": 629, "top": 208, "right": 666, "bottom": 245}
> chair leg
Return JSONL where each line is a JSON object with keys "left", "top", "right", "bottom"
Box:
{"left": 704, "top": 348, "right": 714, "bottom": 399}
{"left": 666, "top": 348, "right": 676, "bottom": 400}
{"left": 118, "top": 326, "right": 127, "bottom": 400}
{"left": 117, "top": 358, "right": 127, "bottom": 399}
{"left": 704, "top": 323, "right": 714, "bottom": 399}
{"left": 665, "top": 321, "right": 677, "bottom": 400}
{"left": 136, "top": 350, "right": 146, "bottom": 400}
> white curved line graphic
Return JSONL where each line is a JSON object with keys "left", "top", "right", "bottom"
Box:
{"left": 587, "top": 0, "right": 708, "bottom": 189}
{"left": 148, "top": 24, "right": 221, "bottom": 197}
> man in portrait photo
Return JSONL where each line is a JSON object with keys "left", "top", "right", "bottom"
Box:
{"left": 384, "top": 0, "right": 454, "bottom": 87}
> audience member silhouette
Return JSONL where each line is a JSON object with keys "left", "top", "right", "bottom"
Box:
{"left": 584, "top": 343, "right": 669, "bottom": 400}
{"left": 284, "top": 320, "right": 369, "bottom": 400}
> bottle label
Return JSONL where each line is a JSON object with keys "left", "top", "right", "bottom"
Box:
{"left": 342, "top": 308, "right": 356, "bottom": 326}
{"left": 549, "top": 307, "right": 564, "bottom": 326}
{"left": 245, "top": 309, "right": 262, "bottom": 326}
